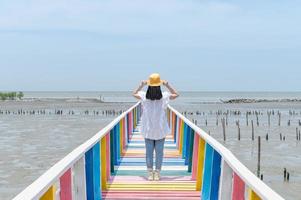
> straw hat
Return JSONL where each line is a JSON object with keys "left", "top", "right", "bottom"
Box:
{"left": 147, "top": 73, "right": 163, "bottom": 86}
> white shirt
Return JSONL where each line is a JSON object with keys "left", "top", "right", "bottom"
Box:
{"left": 137, "top": 91, "right": 171, "bottom": 140}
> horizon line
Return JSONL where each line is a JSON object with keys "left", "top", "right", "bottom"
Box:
{"left": 1, "top": 90, "right": 301, "bottom": 93}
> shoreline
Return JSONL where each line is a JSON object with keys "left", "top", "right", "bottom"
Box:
{"left": 1, "top": 97, "right": 301, "bottom": 104}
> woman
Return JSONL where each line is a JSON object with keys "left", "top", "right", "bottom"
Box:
{"left": 133, "top": 73, "right": 179, "bottom": 181}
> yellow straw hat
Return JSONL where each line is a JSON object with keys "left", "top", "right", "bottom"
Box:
{"left": 147, "top": 73, "right": 163, "bottom": 86}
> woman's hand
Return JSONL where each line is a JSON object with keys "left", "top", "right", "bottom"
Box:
{"left": 162, "top": 80, "right": 168, "bottom": 86}
{"left": 141, "top": 80, "right": 147, "bottom": 86}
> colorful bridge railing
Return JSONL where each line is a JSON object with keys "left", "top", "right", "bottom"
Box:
{"left": 167, "top": 105, "right": 284, "bottom": 200}
{"left": 13, "top": 102, "right": 141, "bottom": 200}
{"left": 13, "top": 101, "right": 284, "bottom": 200}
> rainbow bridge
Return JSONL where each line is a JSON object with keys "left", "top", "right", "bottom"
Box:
{"left": 13, "top": 102, "right": 284, "bottom": 200}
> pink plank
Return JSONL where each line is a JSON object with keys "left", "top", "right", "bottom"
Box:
{"left": 102, "top": 195, "right": 199, "bottom": 200}
{"left": 106, "top": 133, "right": 110, "bottom": 180}
{"left": 191, "top": 134, "right": 199, "bottom": 180}
{"left": 102, "top": 191, "right": 201, "bottom": 198}
{"left": 102, "top": 191, "right": 200, "bottom": 195}
{"left": 177, "top": 119, "right": 181, "bottom": 148}
{"left": 123, "top": 118, "right": 126, "bottom": 151}
{"left": 59, "top": 168, "right": 72, "bottom": 200}
{"left": 232, "top": 172, "right": 245, "bottom": 200}
{"left": 109, "top": 176, "right": 193, "bottom": 182}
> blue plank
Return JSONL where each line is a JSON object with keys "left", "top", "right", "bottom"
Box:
{"left": 116, "top": 123, "right": 120, "bottom": 164}
{"left": 210, "top": 150, "right": 222, "bottom": 200}
{"left": 85, "top": 148, "right": 93, "bottom": 200}
{"left": 188, "top": 129, "right": 195, "bottom": 172}
{"left": 201, "top": 143, "right": 214, "bottom": 200}
{"left": 185, "top": 126, "right": 191, "bottom": 165}
{"left": 113, "top": 125, "right": 118, "bottom": 165}
{"left": 110, "top": 129, "right": 114, "bottom": 174}
{"left": 85, "top": 143, "right": 101, "bottom": 200}
{"left": 132, "top": 110, "right": 135, "bottom": 131}
{"left": 93, "top": 143, "right": 101, "bottom": 200}
{"left": 182, "top": 123, "right": 187, "bottom": 159}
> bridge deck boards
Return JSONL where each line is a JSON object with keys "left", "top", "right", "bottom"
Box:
{"left": 102, "top": 124, "right": 201, "bottom": 199}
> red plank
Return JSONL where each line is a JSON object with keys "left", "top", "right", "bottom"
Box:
{"left": 232, "top": 172, "right": 245, "bottom": 200}
{"left": 60, "top": 168, "right": 72, "bottom": 200}
{"left": 177, "top": 119, "right": 182, "bottom": 149}
{"left": 123, "top": 118, "right": 126, "bottom": 151}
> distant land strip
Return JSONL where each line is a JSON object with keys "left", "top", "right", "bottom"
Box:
{"left": 220, "top": 98, "right": 301, "bottom": 103}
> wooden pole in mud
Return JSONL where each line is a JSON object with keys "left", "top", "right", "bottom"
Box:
{"left": 256, "top": 114, "right": 259, "bottom": 126}
{"left": 251, "top": 120, "right": 254, "bottom": 141}
{"left": 222, "top": 118, "right": 226, "bottom": 141}
{"left": 246, "top": 112, "right": 249, "bottom": 126}
{"left": 268, "top": 111, "right": 271, "bottom": 127}
{"left": 236, "top": 120, "right": 240, "bottom": 140}
{"left": 257, "top": 136, "right": 261, "bottom": 177}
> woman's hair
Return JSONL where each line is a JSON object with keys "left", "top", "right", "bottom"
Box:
{"left": 146, "top": 86, "right": 162, "bottom": 100}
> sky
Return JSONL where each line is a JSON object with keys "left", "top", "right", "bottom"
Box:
{"left": 0, "top": 0, "right": 301, "bottom": 91}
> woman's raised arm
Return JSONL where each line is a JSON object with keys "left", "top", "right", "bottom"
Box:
{"left": 132, "top": 80, "right": 147, "bottom": 99}
{"left": 162, "top": 81, "right": 179, "bottom": 100}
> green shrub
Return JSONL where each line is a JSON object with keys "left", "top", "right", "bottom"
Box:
{"left": 0, "top": 92, "right": 23, "bottom": 100}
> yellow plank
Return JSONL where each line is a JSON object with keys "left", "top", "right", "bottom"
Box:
{"left": 101, "top": 137, "right": 107, "bottom": 190}
{"left": 167, "top": 109, "right": 170, "bottom": 125}
{"left": 40, "top": 185, "right": 55, "bottom": 200}
{"left": 179, "top": 120, "right": 183, "bottom": 155}
{"left": 196, "top": 137, "right": 205, "bottom": 191}
{"left": 134, "top": 109, "right": 137, "bottom": 128}
{"left": 106, "top": 187, "right": 195, "bottom": 191}
{"left": 249, "top": 189, "right": 261, "bottom": 200}
{"left": 171, "top": 112, "right": 175, "bottom": 139}
{"left": 110, "top": 181, "right": 196, "bottom": 184}
{"left": 180, "top": 120, "right": 185, "bottom": 154}
{"left": 107, "top": 184, "right": 196, "bottom": 189}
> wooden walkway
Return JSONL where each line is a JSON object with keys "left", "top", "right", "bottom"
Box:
{"left": 13, "top": 103, "right": 284, "bottom": 200}
{"left": 102, "top": 123, "right": 201, "bottom": 199}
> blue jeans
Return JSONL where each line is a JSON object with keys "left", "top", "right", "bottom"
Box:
{"left": 144, "top": 138, "right": 165, "bottom": 171}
